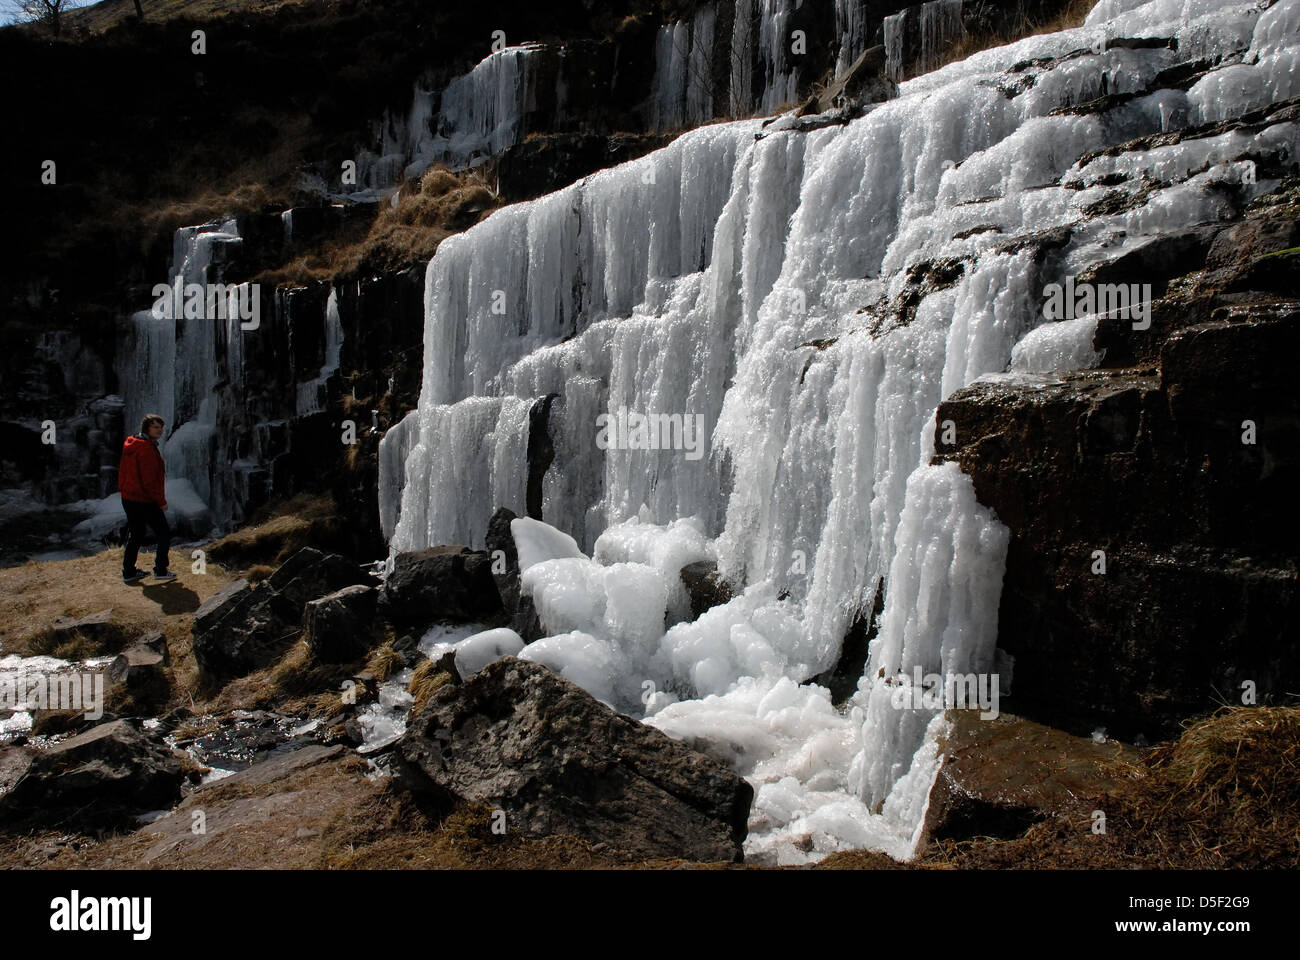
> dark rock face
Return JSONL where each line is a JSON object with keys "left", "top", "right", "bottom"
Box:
{"left": 935, "top": 297, "right": 1299, "bottom": 738}
{"left": 380, "top": 547, "right": 502, "bottom": 628}
{"left": 399, "top": 657, "right": 753, "bottom": 862}
{"left": 0, "top": 719, "right": 184, "bottom": 829}
{"left": 304, "top": 584, "right": 379, "bottom": 664}
{"left": 526, "top": 395, "right": 558, "bottom": 521}
{"left": 192, "top": 547, "right": 374, "bottom": 682}
{"left": 928, "top": 173, "right": 1300, "bottom": 740}
{"left": 498, "top": 134, "right": 675, "bottom": 201}
{"left": 484, "top": 507, "right": 543, "bottom": 642}
{"left": 812, "top": 578, "right": 884, "bottom": 705}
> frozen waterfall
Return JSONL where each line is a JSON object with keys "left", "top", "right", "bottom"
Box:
{"left": 383, "top": 0, "right": 1300, "bottom": 862}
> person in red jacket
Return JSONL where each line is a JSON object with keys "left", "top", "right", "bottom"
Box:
{"left": 119, "top": 414, "right": 176, "bottom": 582}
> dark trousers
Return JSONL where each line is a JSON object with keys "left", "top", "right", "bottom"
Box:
{"left": 122, "top": 499, "right": 171, "bottom": 575}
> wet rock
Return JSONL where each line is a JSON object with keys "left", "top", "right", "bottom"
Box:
{"left": 679, "top": 560, "right": 733, "bottom": 621}
{"left": 192, "top": 548, "right": 374, "bottom": 682}
{"left": 115, "top": 633, "right": 171, "bottom": 711}
{"left": 812, "top": 578, "right": 884, "bottom": 705}
{"left": 0, "top": 719, "right": 184, "bottom": 829}
{"left": 0, "top": 746, "right": 32, "bottom": 798}
{"left": 919, "top": 711, "right": 1141, "bottom": 851}
{"left": 380, "top": 547, "right": 503, "bottom": 628}
{"left": 811, "top": 44, "right": 896, "bottom": 113}
{"left": 398, "top": 657, "right": 753, "bottom": 863}
{"left": 304, "top": 584, "right": 379, "bottom": 664}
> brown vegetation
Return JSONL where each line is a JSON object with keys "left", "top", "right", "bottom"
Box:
{"left": 822, "top": 705, "right": 1300, "bottom": 870}
{"left": 204, "top": 493, "right": 342, "bottom": 569}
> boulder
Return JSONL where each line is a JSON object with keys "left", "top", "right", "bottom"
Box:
{"left": 192, "top": 548, "right": 374, "bottom": 682}
{"left": 380, "top": 547, "right": 502, "bottom": 627}
{"left": 50, "top": 608, "right": 126, "bottom": 652}
{"left": 0, "top": 719, "right": 184, "bottom": 829}
{"left": 679, "top": 560, "right": 733, "bottom": 621}
{"left": 124, "top": 630, "right": 169, "bottom": 667}
{"left": 920, "top": 711, "right": 1140, "bottom": 852}
{"left": 398, "top": 658, "right": 753, "bottom": 862}
{"left": 114, "top": 632, "right": 172, "bottom": 712}
{"left": 303, "top": 584, "right": 379, "bottom": 663}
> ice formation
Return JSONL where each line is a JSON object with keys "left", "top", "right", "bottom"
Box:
{"left": 297, "top": 290, "right": 344, "bottom": 416}
{"left": 105, "top": 215, "right": 347, "bottom": 534}
{"left": 381, "top": 0, "right": 1299, "bottom": 862}
{"left": 886, "top": 0, "right": 968, "bottom": 81}
{"left": 362, "top": 44, "right": 546, "bottom": 188}
{"left": 110, "top": 219, "right": 247, "bottom": 530}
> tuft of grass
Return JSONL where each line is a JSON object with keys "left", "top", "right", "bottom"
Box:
{"left": 245, "top": 564, "right": 276, "bottom": 584}
{"left": 364, "top": 640, "right": 404, "bottom": 683}
{"left": 407, "top": 659, "right": 455, "bottom": 717}
{"left": 199, "top": 639, "right": 358, "bottom": 715}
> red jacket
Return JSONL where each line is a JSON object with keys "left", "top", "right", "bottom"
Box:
{"left": 119, "top": 434, "right": 166, "bottom": 506}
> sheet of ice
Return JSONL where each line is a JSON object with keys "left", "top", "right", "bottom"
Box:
{"left": 378, "top": 410, "right": 421, "bottom": 543}
{"left": 356, "top": 669, "right": 415, "bottom": 754}
{"left": 366, "top": 44, "right": 548, "bottom": 185}
{"left": 393, "top": 396, "right": 532, "bottom": 550}
{"left": 118, "top": 218, "right": 248, "bottom": 529}
{"left": 511, "top": 516, "right": 587, "bottom": 571}
{"left": 385, "top": 0, "right": 1300, "bottom": 862}
{"left": 453, "top": 628, "right": 526, "bottom": 675}
{"left": 835, "top": 0, "right": 872, "bottom": 78}
{"left": 1010, "top": 316, "right": 1102, "bottom": 372}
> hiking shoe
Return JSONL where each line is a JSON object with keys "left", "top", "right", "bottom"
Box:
{"left": 123, "top": 569, "right": 148, "bottom": 583}
{"left": 153, "top": 570, "right": 178, "bottom": 582}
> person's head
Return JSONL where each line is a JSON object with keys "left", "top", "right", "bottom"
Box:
{"left": 140, "top": 414, "right": 165, "bottom": 440}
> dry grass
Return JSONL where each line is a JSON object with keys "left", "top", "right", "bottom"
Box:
{"left": 821, "top": 704, "right": 1300, "bottom": 870}
{"left": 407, "top": 659, "right": 456, "bottom": 717}
{"left": 363, "top": 641, "right": 404, "bottom": 683}
{"left": 253, "top": 165, "right": 503, "bottom": 286}
{"left": 245, "top": 563, "right": 276, "bottom": 583}
{"left": 0, "top": 549, "right": 236, "bottom": 717}
{"left": 331, "top": 166, "right": 500, "bottom": 276}
{"left": 197, "top": 638, "right": 362, "bottom": 716}
{"left": 133, "top": 183, "right": 284, "bottom": 255}
{"left": 203, "top": 493, "right": 340, "bottom": 570}
{"left": 61, "top": 0, "right": 317, "bottom": 36}
{"left": 0, "top": 550, "right": 232, "bottom": 663}
{"left": 920, "top": 0, "right": 1098, "bottom": 74}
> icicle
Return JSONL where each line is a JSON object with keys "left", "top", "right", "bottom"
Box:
{"left": 384, "top": 0, "right": 1300, "bottom": 862}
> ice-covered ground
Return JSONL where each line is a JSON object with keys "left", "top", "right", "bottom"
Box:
{"left": 382, "top": 0, "right": 1300, "bottom": 862}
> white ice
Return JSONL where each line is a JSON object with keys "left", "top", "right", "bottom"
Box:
{"left": 384, "top": 0, "right": 1300, "bottom": 861}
